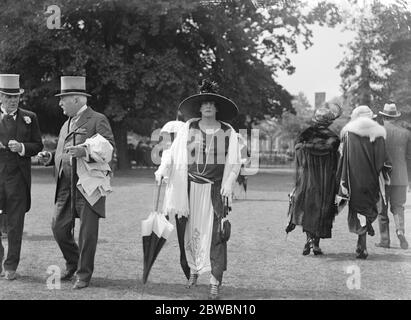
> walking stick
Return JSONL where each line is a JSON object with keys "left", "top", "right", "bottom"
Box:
{"left": 67, "top": 129, "right": 86, "bottom": 236}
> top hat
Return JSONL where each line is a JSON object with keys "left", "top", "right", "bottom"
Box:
{"left": 0, "top": 74, "right": 24, "bottom": 95}
{"left": 178, "top": 80, "right": 238, "bottom": 121}
{"left": 351, "top": 105, "right": 377, "bottom": 120}
{"left": 379, "top": 103, "right": 401, "bottom": 118}
{"left": 55, "top": 76, "right": 91, "bottom": 97}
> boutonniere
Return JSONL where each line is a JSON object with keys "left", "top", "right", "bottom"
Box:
{"left": 24, "top": 116, "right": 32, "bottom": 124}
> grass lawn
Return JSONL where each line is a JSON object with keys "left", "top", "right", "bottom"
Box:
{"left": 1, "top": 167, "right": 411, "bottom": 300}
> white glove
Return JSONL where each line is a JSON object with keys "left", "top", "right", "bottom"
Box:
{"left": 155, "top": 171, "right": 168, "bottom": 185}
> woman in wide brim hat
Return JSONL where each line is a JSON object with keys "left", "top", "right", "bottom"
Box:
{"left": 178, "top": 81, "right": 238, "bottom": 121}
{"left": 155, "top": 79, "right": 242, "bottom": 300}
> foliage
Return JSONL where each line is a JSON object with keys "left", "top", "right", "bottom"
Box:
{"left": 0, "top": 0, "right": 342, "bottom": 168}
{"left": 338, "top": 0, "right": 411, "bottom": 119}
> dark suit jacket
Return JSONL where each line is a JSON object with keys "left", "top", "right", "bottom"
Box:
{"left": 49, "top": 106, "right": 115, "bottom": 218}
{"left": 384, "top": 122, "right": 411, "bottom": 186}
{"left": 0, "top": 108, "right": 43, "bottom": 212}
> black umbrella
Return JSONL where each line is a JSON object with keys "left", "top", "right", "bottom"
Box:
{"left": 141, "top": 181, "right": 174, "bottom": 284}
{"left": 66, "top": 129, "right": 86, "bottom": 236}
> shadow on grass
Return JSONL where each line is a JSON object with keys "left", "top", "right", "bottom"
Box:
{"left": 88, "top": 277, "right": 368, "bottom": 300}
{"left": 22, "top": 233, "right": 108, "bottom": 243}
{"left": 318, "top": 252, "right": 411, "bottom": 262}
{"left": 234, "top": 199, "right": 288, "bottom": 202}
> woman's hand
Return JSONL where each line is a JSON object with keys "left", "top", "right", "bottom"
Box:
{"left": 155, "top": 172, "right": 168, "bottom": 185}
{"left": 220, "top": 183, "right": 233, "bottom": 200}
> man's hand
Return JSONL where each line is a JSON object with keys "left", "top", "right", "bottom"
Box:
{"left": 37, "top": 151, "right": 51, "bottom": 165}
{"left": 0, "top": 142, "right": 6, "bottom": 149}
{"left": 8, "top": 140, "right": 23, "bottom": 153}
{"left": 65, "top": 145, "right": 87, "bottom": 158}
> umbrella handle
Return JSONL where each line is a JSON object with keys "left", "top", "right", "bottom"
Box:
{"left": 154, "top": 178, "right": 162, "bottom": 212}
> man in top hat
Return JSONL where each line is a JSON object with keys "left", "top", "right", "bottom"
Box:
{"left": 0, "top": 74, "right": 43, "bottom": 280}
{"left": 38, "top": 76, "right": 115, "bottom": 289}
{"left": 376, "top": 102, "right": 411, "bottom": 249}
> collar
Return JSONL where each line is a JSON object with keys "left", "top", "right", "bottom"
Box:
{"left": 0, "top": 106, "right": 18, "bottom": 116}
{"left": 75, "top": 105, "right": 88, "bottom": 118}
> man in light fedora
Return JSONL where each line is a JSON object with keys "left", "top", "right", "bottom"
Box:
{"left": 38, "top": 76, "right": 115, "bottom": 289}
{"left": 376, "top": 102, "right": 411, "bottom": 249}
{"left": 0, "top": 74, "right": 43, "bottom": 280}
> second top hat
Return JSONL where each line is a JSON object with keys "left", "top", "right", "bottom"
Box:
{"left": 55, "top": 76, "right": 91, "bottom": 97}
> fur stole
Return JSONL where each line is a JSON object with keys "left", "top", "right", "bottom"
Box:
{"left": 295, "top": 126, "right": 340, "bottom": 154}
{"left": 340, "top": 117, "right": 386, "bottom": 142}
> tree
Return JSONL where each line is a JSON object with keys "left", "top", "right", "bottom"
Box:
{"left": 0, "top": 0, "right": 342, "bottom": 169}
{"left": 338, "top": 0, "right": 411, "bottom": 120}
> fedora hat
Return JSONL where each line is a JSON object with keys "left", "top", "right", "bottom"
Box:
{"left": 351, "top": 105, "right": 377, "bottom": 120}
{"left": 55, "top": 76, "right": 91, "bottom": 97}
{"left": 0, "top": 74, "right": 24, "bottom": 95}
{"left": 178, "top": 80, "right": 238, "bottom": 121}
{"left": 379, "top": 103, "right": 401, "bottom": 117}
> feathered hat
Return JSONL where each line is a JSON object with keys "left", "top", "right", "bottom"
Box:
{"left": 178, "top": 79, "right": 238, "bottom": 121}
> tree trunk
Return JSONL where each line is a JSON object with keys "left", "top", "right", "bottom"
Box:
{"left": 112, "top": 120, "right": 130, "bottom": 170}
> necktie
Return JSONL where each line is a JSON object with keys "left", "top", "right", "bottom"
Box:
{"left": 69, "top": 116, "right": 78, "bottom": 132}
{"left": 5, "top": 114, "right": 14, "bottom": 121}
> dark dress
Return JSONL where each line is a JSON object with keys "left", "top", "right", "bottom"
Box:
{"left": 288, "top": 125, "right": 340, "bottom": 238}
{"left": 175, "top": 120, "right": 231, "bottom": 283}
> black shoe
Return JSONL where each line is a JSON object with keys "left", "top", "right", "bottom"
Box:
{"left": 375, "top": 242, "right": 390, "bottom": 249}
{"left": 356, "top": 249, "right": 368, "bottom": 259}
{"left": 302, "top": 239, "right": 312, "bottom": 256}
{"left": 61, "top": 269, "right": 76, "bottom": 282}
{"left": 397, "top": 234, "right": 409, "bottom": 250}
{"left": 313, "top": 247, "right": 324, "bottom": 255}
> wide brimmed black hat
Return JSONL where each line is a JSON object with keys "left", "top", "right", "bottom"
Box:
{"left": 178, "top": 80, "right": 238, "bottom": 121}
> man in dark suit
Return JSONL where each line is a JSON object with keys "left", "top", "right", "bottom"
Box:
{"left": 38, "top": 76, "right": 115, "bottom": 289}
{"left": 0, "top": 74, "right": 43, "bottom": 280}
{"left": 376, "top": 103, "right": 411, "bottom": 249}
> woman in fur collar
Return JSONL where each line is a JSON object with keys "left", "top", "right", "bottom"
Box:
{"left": 155, "top": 80, "right": 241, "bottom": 299}
{"left": 286, "top": 104, "right": 341, "bottom": 256}
{"left": 337, "top": 105, "right": 390, "bottom": 259}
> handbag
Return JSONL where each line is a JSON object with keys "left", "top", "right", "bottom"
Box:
{"left": 220, "top": 198, "right": 231, "bottom": 243}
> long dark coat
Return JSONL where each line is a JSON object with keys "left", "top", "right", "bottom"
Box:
{"left": 288, "top": 124, "right": 340, "bottom": 238}
{"left": 0, "top": 108, "right": 43, "bottom": 212}
{"left": 336, "top": 117, "right": 389, "bottom": 235}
